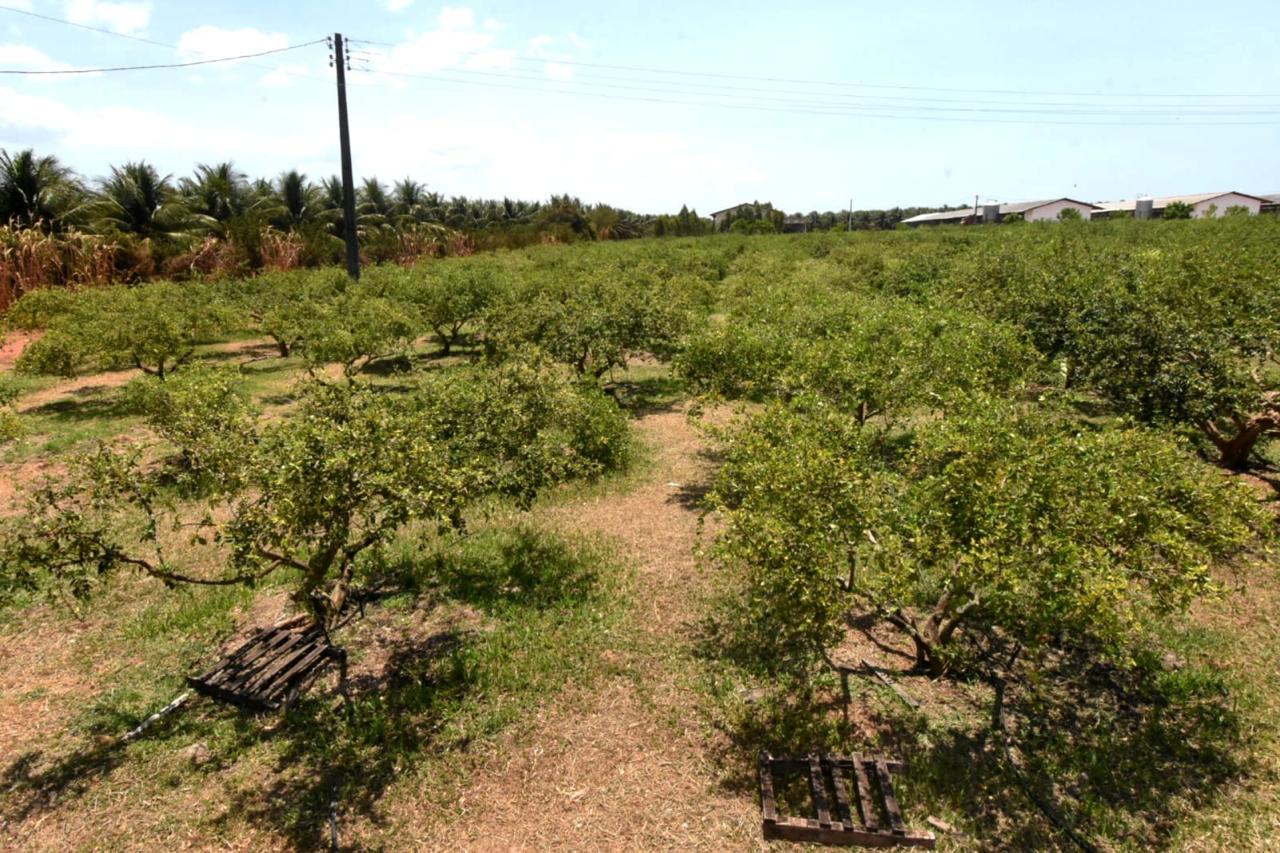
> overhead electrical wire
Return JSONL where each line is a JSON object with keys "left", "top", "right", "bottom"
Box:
{"left": 346, "top": 51, "right": 1280, "bottom": 111}
{"left": 0, "top": 40, "right": 325, "bottom": 75}
{"left": 0, "top": 9, "right": 1271, "bottom": 124}
{"left": 0, "top": 4, "right": 322, "bottom": 81}
{"left": 344, "top": 36, "right": 1280, "bottom": 100}
{"left": 0, "top": 2, "right": 172, "bottom": 48}
{"left": 345, "top": 59, "right": 1280, "bottom": 117}
{"left": 347, "top": 64, "right": 1280, "bottom": 126}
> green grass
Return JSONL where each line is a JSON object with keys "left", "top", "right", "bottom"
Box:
{"left": 0, "top": 522, "right": 628, "bottom": 848}
{"left": 697, "top": 550, "right": 1280, "bottom": 851}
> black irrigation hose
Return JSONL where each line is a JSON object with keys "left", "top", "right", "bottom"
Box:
{"left": 989, "top": 677, "right": 1100, "bottom": 853}
{"left": 328, "top": 775, "right": 341, "bottom": 852}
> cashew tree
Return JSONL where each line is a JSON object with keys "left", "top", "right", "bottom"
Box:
{"left": 708, "top": 401, "right": 1268, "bottom": 679}
{"left": 1, "top": 366, "right": 631, "bottom": 630}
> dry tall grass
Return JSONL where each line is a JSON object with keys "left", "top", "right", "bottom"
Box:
{"left": 0, "top": 222, "right": 474, "bottom": 313}
{"left": 0, "top": 227, "right": 124, "bottom": 311}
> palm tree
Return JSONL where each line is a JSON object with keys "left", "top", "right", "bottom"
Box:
{"left": 444, "top": 196, "right": 471, "bottom": 229}
{"left": 358, "top": 177, "right": 392, "bottom": 221}
{"left": 95, "top": 161, "right": 198, "bottom": 238}
{"left": 0, "top": 148, "right": 88, "bottom": 229}
{"left": 320, "top": 175, "right": 344, "bottom": 212}
{"left": 273, "top": 170, "right": 318, "bottom": 228}
{"left": 318, "top": 175, "right": 348, "bottom": 238}
{"left": 391, "top": 178, "right": 428, "bottom": 223}
{"left": 179, "top": 161, "right": 248, "bottom": 226}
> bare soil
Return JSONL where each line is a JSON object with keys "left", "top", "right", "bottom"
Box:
{"left": 367, "top": 404, "right": 765, "bottom": 850}
{"left": 0, "top": 330, "right": 39, "bottom": 370}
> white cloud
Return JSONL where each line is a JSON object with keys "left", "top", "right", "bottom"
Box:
{"left": 64, "top": 0, "right": 151, "bottom": 36}
{"left": 177, "top": 25, "right": 289, "bottom": 60}
{"left": 544, "top": 62, "right": 572, "bottom": 81}
{"left": 258, "top": 62, "right": 312, "bottom": 88}
{"left": 438, "top": 7, "right": 474, "bottom": 30}
{"left": 0, "top": 44, "right": 77, "bottom": 73}
{"left": 383, "top": 0, "right": 413, "bottom": 11}
{"left": 0, "top": 85, "right": 78, "bottom": 132}
{"left": 346, "top": 112, "right": 766, "bottom": 211}
{"left": 0, "top": 85, "right": 326, "bottom": 164}
{"left": 367, "top": 7, "right": 514, "bottom": 76}
{"left": 463, "top": 49, "right": 515, "bottom": 70}
{"left": 526, "top": 34, "right": 584, "bottom": 80}
{"left": 358, "top": 9, "right": 587, "bottom": 83}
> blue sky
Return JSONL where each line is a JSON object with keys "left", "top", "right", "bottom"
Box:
{"left": 0, "top": 0, "right": 1277, "bottom": 213}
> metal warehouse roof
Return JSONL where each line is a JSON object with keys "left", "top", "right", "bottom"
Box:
{"left": 1000, "top": 198, "right": 1100, "bottom": 214}
{"left": 1095, "top": 191, "right": 1273, "bottom": 211}
{"left": 900, "top": 209, "right": 974, "bottom": 224}
{"left": 901, "top": 197, "right": 1099, "bottom": 224}
{"left": 709, "top": 202, "right": 772, "bottom": 216}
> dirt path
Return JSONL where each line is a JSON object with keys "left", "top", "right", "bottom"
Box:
{"left": 383, "top": 404, "right": 762, "bottom": 851}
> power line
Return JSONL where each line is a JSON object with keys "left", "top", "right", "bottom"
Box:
{"left": 348, "top": 61, "right": 1280, "bottom": 117}
{"left": 344, "top": 36, "right": 1280, "bottom": 100}
{"left": 346, "top": 51, "right": 1280, "bottom": 111}
{"left": 0, "top": 4, "right": 320, "bottom": 82}
{"left": 0, "top": 2, "right": 172, "bottom": 48}
{"left": 349, "top": 67, "right": 1280, "bottom": 126}
{"left": 504, "top": 56, "right": 1280, "bottom": 100}
{"left": 0, "top": 40, "right": 325, "bottom": 75}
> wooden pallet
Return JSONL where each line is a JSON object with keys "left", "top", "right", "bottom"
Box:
{"left": 187, "top": 624, "right": 345, "bottom": 712}
{"left": 759, "top": 753, "right": 935, "bottom": 848}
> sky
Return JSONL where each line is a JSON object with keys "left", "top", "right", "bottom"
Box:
{"left": 0, "top": 0, "right": 1277, "bottom": 214}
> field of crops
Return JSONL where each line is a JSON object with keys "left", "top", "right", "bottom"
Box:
{"left": 1, "top": 217, "right": 1277, "bottom": 850}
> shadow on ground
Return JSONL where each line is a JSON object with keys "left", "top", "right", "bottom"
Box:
{"left": 699, "top": 613, "right": 1251, "bottom": 851}
{"left": 23, "top": 388, "right": 134, "bottom": 422}
{"left": 0, "top": 524, "right": 610, "bottom": 851}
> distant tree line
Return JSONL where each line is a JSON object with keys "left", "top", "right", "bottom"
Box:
{"left": 793, "top": 204, "right": 967, "bottom": 231}
{"left": 0, "top": 146, "right": 960, "bottom": 304}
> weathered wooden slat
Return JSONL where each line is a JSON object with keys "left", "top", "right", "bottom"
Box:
{"left": 763, "top": 817, "right": 936, "bottom": 847}
{"left": 187, "top": 627, "right": 336, "bottom": 712}
{"left": 758, "top": 754, "right": 934, "bottom": 848}
{"left": 758, "top": 753, "right": 778, "bottom": 826}
{"left": 875, "top": 759, "right": 907, "bottom": 834}
{"left": 200, "top": 629, "right": 299, "bottom": 688}
{"left": 199, "top": 627, "right": 292, "bottom": 680}
{"left": 260, "top": 642, "right": 330, "bottom": 700}
{"left": 244, "top": 634, "right": 318, "bottom": 688}
{"left": 809, "top": 754, "right": 833, "bottom": 828}
{"left": 829, "top": 757, "right": 855, "bottom": 828}
{"left": 261, "top": 639, "right": 327, "bottom": 693}
{"left": 851, "top": 754, "right": 880, "bottom": 831}
{"left": 240, "top": 633, "right": 323, "bottom": 694}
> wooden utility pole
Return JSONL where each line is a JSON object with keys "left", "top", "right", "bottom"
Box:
{"left": 332, "top": 33, "right": 360, "bottom": 280}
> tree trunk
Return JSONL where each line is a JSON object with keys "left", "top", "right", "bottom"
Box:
{"left": 1202, "top": 412, "right": 1278, "bottom": 471}
{"left": 890, "top": 593, "right": 970, "bottom": 678}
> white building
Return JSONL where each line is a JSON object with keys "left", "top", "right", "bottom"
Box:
{"left": 902, "top": 198, "right": 1100, "bottom": 227}
{"left": 1094, "top": 191, "right": 1272, "bottom": 219}
{"left": 902, "top": 190, "right": 1275, "bottom": 227}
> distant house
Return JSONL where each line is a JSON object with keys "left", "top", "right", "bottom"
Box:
{"left": 781, "top": 215, "right": 809, "bottom": 233}
{"left": 1094, "top": 191, "right": 1272, "bottom": 219}
{"left": 901, "top": 198, "right": 1100, "bottom": 227}
{"left": 710, "top": 202, "right": 774, "bottom": 230}
{"left": 1263, "top": 193, "right": 1280, "bottom": 214}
